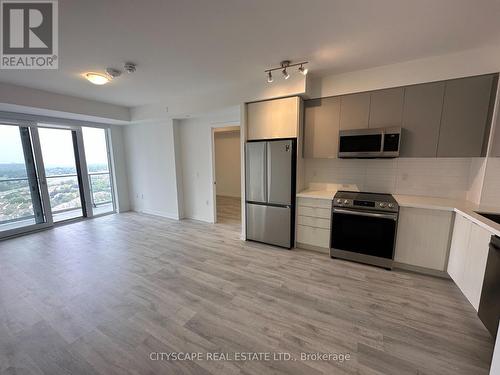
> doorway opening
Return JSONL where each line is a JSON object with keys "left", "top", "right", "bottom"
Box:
{"left": 212, "top": 126, "right": 241, "bottom": 228}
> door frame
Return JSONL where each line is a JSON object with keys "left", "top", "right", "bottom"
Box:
{"left": 209, "top": 124, "right": 240, "bottom": 224}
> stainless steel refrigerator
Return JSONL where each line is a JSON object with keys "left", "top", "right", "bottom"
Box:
{"left": 245, "top": 139, "right": 296, "bottom": 248}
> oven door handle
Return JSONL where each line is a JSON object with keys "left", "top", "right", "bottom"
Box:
{"left": 333, "top": 208, "right": 398, "bottom": 220}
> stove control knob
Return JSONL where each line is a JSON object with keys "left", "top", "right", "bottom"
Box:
{"left": 343, "top": 199, "right": 349, "bottom": 204}
{"left": 336, "top": 199, "right": 342, "bottom": 204}
{"left": 379, "top": 202, "right": 387, "bottom": 208}
{"left": 388, "top": 203, "right": 395, "bottom": 208}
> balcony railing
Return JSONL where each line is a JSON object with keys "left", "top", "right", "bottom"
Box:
{"left": 1, "top": 171, "right": 114, "bottom": 228}
{"left": 45, "top": 174, "right": 82, "bottom": 213}
{"left": 0, "top": 177, "right": 37, "bottom": 226}
{"left": 89, "top": 171, "right": 113, "bottom": 208}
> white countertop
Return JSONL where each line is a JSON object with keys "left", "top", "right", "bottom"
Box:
{"left": 297, "top": 189, "right": 500, "bottom": 236}
{"left": 296, "top": 189, "right": 338, "bottom": 199}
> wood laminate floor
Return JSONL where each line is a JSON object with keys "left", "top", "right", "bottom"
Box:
{"left": 0, "top": 212, "right": 494, "bottom": 375}
{"left": 216, "top": 195, "right": 241, "bottom": 229}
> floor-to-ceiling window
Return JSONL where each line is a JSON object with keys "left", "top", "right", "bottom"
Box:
{"left": 38, "top": 127, "right": 85, "bottom": 222}
{"left": 82, "top": 127, "right": 115, "bottom": 215}
{"left": 0, "top": 124, "right": 46, "bottom": 232}
{"left": 0, "top": 120, "right": 116, "bottom": 239}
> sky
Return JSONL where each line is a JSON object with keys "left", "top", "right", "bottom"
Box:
{"left": 0, "top": 124, "right": 109, "bottom": 167}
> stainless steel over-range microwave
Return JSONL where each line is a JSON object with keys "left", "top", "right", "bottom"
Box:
{"left": 338, "top": 127, "right": 401, "bottom": 158}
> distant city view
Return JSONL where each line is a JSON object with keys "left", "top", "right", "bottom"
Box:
{"left": 0, "top": 163, "right": 112, "bottom": 223}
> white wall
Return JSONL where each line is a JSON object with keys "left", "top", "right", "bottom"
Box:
{"left": 214, "top": 130, "right": 241, "bottom": 198}
{"left": 108, "top": 126, "right": 130, "bottom": 212}
{"left": 176, "top": 108, "right": 240, "bottom": 222}
{"left": 123, "top": 120, "right": 181, "bottom": 219}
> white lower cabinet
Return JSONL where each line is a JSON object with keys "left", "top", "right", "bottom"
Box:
{"left": 447, "top": 213, "right": 472, "bottom": 282}
{"left": 296, "top": 225, "right": 330, "bottom": 248}
{"left": 297, "top": 215, "right": 330, "bottom": 229}
{"left": 447, "top": 213, "right": 492, "bottom": 311}
{"left": 295, "top": 197, "right": 332, "bottom": 252}
{"left": 394, "top": 207, "right": 453, "bottom": 271}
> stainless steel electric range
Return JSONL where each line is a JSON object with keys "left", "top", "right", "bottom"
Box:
{"left": 330, "top": 191, "right": 399, "bottom": 269}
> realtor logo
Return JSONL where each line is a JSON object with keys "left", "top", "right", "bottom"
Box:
{"left": 1, "top": 0, "right": 58, "bottom": 69}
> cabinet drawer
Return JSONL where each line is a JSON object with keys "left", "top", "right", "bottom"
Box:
{"left": 297, "top": 206, "right": 331, "bottom": 219}
{"left": 297, "top": 215, "right": 330, "bottom": 229}
{"left": 297, "top": 197, "right": 332, "bottom": 209}
{"left": 296, "top": 225, "right": 330, "bottom": 248}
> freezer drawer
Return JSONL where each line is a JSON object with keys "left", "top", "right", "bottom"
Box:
{"left": 267, "top": 140, "right": 293, "bottom": 205}
{"left": 246, "top": 203, "right": 291, "bottom": 248}
{"left": 245, "top": 142, "right": 267, "bottom": 203}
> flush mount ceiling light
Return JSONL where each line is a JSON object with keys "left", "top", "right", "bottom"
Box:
{"left": 84, "top": 62, "right": 137, "bottom": 85}
{"left": 85, "top": 72, "right": 110, "bottom": 85}
{"left": 265, "top": 60, "right": 308, "bottom": 83}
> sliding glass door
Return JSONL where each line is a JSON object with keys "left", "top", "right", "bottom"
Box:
{"left": 0, "top": 124, "right": 48, "bottom": 234}
{"left": 38, "top": 127, "right": 85, "bottom": 222}
{"left": 0, "top": 121, "right": 116, "bottom": 239}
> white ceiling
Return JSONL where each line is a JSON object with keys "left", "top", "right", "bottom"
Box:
{"left": 1, "top": 0, "right": 499, "bottom": 108}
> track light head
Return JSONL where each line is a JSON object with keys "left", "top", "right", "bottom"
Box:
{"left": 282, "top": 68, "right": 290, "bottom": 80}
{"left": 267, "top": 71, "right": 273, "bottom": 83}
{"left": 298, "top": 64, "right": 308, "bottom": 75}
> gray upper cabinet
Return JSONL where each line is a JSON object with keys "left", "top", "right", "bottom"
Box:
{"left": 339, "top": 92, "right": 370, "bottom": 130}
{"left": 400, "top": 82, "right": 445, "bottom": 157}
{"left": 368, "top": 87, "right": 404, "bottom": 128}
{"left": 303, "top": 97, "right": 340, "bottom": 158}
{"left": 437, "top": 75, "right": 495, "bottom": 157}
{"left": 302, "top": 74, "right": 497, "bottom": 159}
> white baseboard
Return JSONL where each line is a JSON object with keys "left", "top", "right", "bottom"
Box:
{"left": 135, "top": 209, "right": 180, "bottom": 220}
{"left": 186, "top": 215, "right": 214, "bottom": 223}
{"left": 393, "top": 262, "right": 450, "bottom": 278}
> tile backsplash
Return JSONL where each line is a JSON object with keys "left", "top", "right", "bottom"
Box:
{"left": 304, "top": 158, "right": 482, "bottom": 200}
{"left": 481, "top": 157, "right": 500, "bottom": 207}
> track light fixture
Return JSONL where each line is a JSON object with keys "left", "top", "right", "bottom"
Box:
{"left": 265, "top": 60, "right": 308, "bottom": 83}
